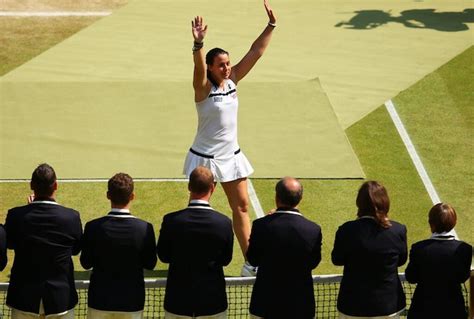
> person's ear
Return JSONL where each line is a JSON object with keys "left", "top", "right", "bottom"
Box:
{"left": 106, "top": 191, "right": 111, "bottom": 200}
{"left": 130, "top": 192, "right": 135, "bottom": 201}
{"left": 209, "top": 182, "right": 216, "bottom": 195}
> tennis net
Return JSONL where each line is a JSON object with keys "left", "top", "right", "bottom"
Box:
{"left": 0, "top": 273, "right": 469, "bottom": 318}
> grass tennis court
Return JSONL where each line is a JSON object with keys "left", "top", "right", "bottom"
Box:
{"left": 0, "top": 0, "right": 472, "bottom": 286}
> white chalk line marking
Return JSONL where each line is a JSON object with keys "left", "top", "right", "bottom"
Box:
{"left": 0, "top": 11, "right": 111, "bottom": 17}
{"left": 385, "top": 100, "right": 458, "bottom": 239}
{"left": 247, "top": 179, "right": 265, "bottom": 219}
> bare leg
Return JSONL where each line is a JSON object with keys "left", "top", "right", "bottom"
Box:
{"left": 221, "top": 178, "right": 251, "bottom": 258}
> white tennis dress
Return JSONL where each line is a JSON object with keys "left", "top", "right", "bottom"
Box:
{"left": 183, "top": 79, "right": 254, "bottom": 182}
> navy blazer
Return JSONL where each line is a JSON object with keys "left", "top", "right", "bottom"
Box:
{"left": 80, "top": 211, "right": 157, "bottom": 312}
{"left": 332, "top": 217, "right": 407, "bottom": 316}
{"left": 405, "top": 237, "right": 471, "bottom": 319}
{"left": 247, "top": 209, "right": 322, "bottom": 319}
{"left": 0, "top": 225, "right": 7, "bottom": 271}
{"left": 157, "top": 202, "right": 233, "bottom": 317}
{"left": 5, "top": 200, "right": 82, "bottom": 315}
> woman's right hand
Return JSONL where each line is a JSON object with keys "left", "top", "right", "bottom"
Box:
{"left": 192, "top": 16, "right": 207, "bottom": 43}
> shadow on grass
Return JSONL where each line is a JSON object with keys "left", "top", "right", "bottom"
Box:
{"left": 335, "top": 9, "right": 474, "bottom": 31}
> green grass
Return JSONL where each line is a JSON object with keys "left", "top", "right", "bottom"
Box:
{"left": 392, "top": 46, "right": 473, "bottom": 244}
{"left": 0, "top": 15, "right": 471, "bottom": 282}
{"left": 0, "top": 17, "right": 102, "bottom": 76}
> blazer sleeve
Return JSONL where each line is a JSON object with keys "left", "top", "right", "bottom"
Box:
{"left": 142, "top": 223, "right": 158, "bottom": 270}
{"left": 404, "top": 244, "right": 419, "bottom": 284}
{"left": 397, "top": 224, "right": 408, "bottom": 266}
{"left": 331, "top": 226, "right": 346, "bottom": 266}
{"left": 220, "top": 219, "right": 234, "bottom": 267}
{"left": 71, "top": 211, "right": 83, "bottom": 256}
{"left": 80, "top": 222, "right": 94, "bottom": 270}
{"left": 310, "top": 227, "right": 323, "bottom": 269}
{"left": 5, "top": 210, "right": 17, "bottom": 250}
{"left": 455, "top": 242, "right": 472, "bottom": 283}
{"left": 0, "top": 225, "right": 7, "bottom": 271}
{"left": 246, "top": 220, "right": 262, "bottom": 267}
{"left": 157, "top": 216, "right": 172, "bottom": 263}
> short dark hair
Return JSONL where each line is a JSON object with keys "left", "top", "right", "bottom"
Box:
{"left": 429, "top": 203, "right": 457, "bottom": 233}
{"left": 275, "top": 177, "right": 303, "bottom": 207}
{"left": 356, "top": 181, "right": 391, "bottom": 228}
{"left": 31, "top": 163, "right": 57, "bottom": 197}
{"left": 188, "top": 166, "right": 215, "bottom": 195}
{"left": 108, "top": 173, "right": 134, "bottom": 206}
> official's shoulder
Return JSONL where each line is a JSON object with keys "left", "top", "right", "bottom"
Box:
{"left": 131, "top": 215, "right": 155, "bottom": 228}
{"left": 302, "top": 215, "right": 321, "bottom": 230}
{"left": 162, "top": 208, "right": 188, "bottom": 222}
{"left": 460, "top": 240, "right": 472, "bottom": 249}
{"left": 389, "top": 220, "right": 406, "bottom": 228}
{"left": 60, "top": 205, "right": 81, "bottom": 218}
{"left": 134, "top": 215, "right": 152, "bottom": 223}
{"left": 337, "top": 218, "right": 358, "bottom": 230}
{"left": 164, "top": 208, "right": 186, "bottom": 216}
{"left": 84, "top": 215, "right": 108, "bottom": 227}
{"left": 388, "top": 220, "right": 407, "bottom": 232}
{"left": 210, "top": 209, "right": 232, "bottom": 222}
{"left": 457, "top": 240, "right": 472, "bottom": 252}
{"left": 410, "top": 238, "right": 431, "bottom": 250}
{"left": 7, "top": 204, "right": 30, "bottom": 215}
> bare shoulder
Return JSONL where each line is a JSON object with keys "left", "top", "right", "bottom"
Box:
{"left": 195, "top": 81, "right": 212, "bottom": 103}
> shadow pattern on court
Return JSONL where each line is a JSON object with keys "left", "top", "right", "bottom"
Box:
{"left": 336, "top": 8, "right": 474, "bottom": 32}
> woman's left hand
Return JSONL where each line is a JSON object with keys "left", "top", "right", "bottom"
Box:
{"left": 264, "top": 0, "right": 276, "bottom": 24}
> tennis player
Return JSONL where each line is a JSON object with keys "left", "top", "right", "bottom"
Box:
{"left": 184, "top": 0, "right": 276, "bottom": 276}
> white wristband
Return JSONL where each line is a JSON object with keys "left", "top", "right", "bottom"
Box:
{"left": 268, "top": 22, "right": 276, "bottom": 28}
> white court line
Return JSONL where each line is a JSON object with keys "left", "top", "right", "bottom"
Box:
{"left": 0, "top": 11, "right": 111, "bottom": 17}
{"left": 385, "top": 100, "right": 458, "bottom": 238}
{"left": 247, "top": 179, "right": 265, "bottom": 219}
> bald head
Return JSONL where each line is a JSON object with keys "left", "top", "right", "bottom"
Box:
{"left": 188, "top": 166, "right": 215, "bottom": 196}
{"left": 275, "top": 177, "right": 303, "bottom": 208}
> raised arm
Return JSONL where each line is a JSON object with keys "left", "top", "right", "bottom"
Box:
{"left": 230, "top": 0, "right": 276, "bottom": 84}
{"left": 192, "top": 16, "right": 210, "bottom": 102}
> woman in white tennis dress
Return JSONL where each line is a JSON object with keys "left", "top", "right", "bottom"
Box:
{"left": 184, "top": 0, "right": 277, "bottom": 275}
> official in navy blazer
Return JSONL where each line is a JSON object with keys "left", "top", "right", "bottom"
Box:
{"left": 80, "top": 173, "right": 157, "bottom": 318}
{"left": 5, "top": 163, "right": 82, "bottom": 318}
{"left": 247, "top": 177, "right": 322, "bottom": 319}
{"left": 405, "top": 203, "right": 471, "bottom": 319}
{"left": 157, "top": 166, "right": 233, "bottom": 319}
{"left": 0, "top": 224, "right": 7, "bottom": 271}
{"left": 332, "top": 181, "right": 407, "bottom": 318}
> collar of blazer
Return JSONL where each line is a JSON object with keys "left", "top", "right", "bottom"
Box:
{"left": 431, "top": 229, "right": 456, "bottom": 240}
{"left": 274, "top": 207, "right": 302, "bottom": 216}
{"left": 30, "top": 200, "right": 59, "bottom": 205}
{"left": 187, "top": 199, "right": 213, "bottom": 210}
{"left": 357, "top": 215, "right": 376, "bottom": 220}
{"left": 107, "top": 208, "right": 136, "bottom": 218}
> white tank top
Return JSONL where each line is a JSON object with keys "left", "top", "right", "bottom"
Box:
{"left": 191, "top": 79, "right": 239, "bottom": 158}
